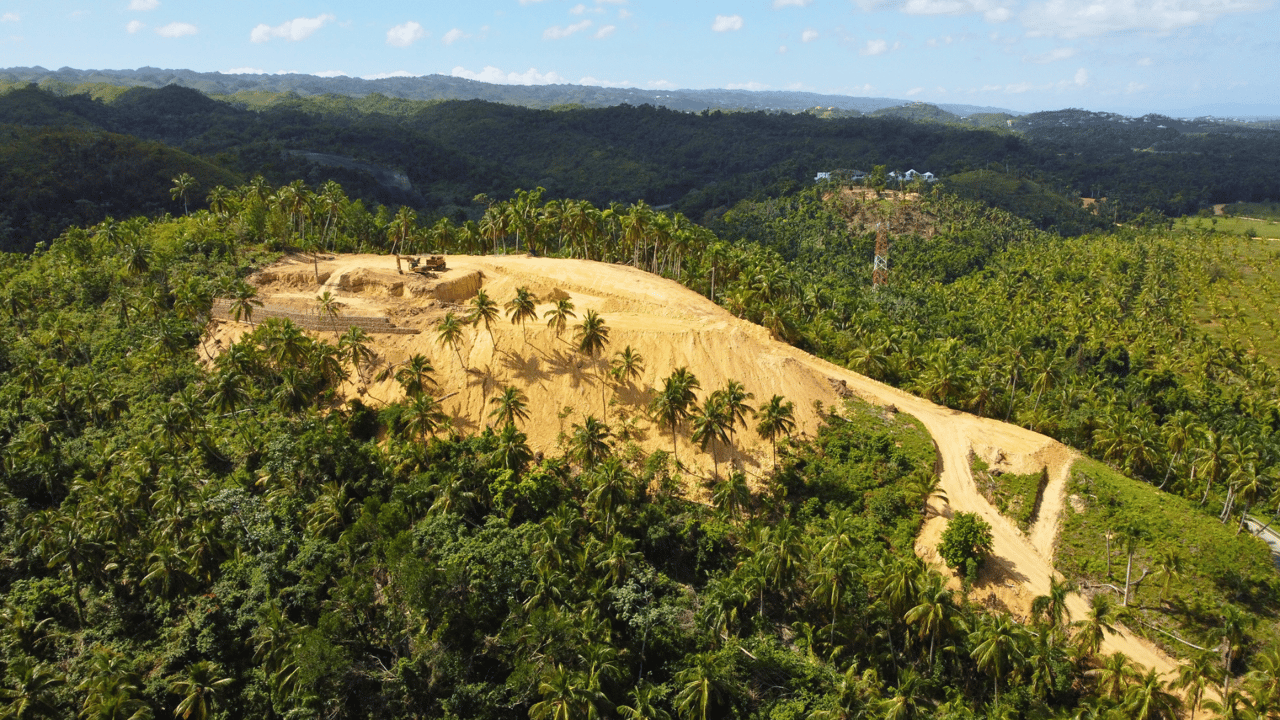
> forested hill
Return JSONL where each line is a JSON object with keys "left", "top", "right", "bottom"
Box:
{"left": 2, "top": 65, "right": 1017, "bottom": 116}
{"left": 2, "top": 81, "right": 1280, "bottom": 253}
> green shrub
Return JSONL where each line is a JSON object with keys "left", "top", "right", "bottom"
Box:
{"left": 938, "top": 511, "right": 993, "bottom": 571}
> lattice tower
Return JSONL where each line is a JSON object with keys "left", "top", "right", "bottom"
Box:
{"left": 872, "top": 222, "right": 889, "bottom": 288}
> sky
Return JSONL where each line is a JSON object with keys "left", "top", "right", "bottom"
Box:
{"left": 1, "top": 0, "right": 1277, "bottom": 115}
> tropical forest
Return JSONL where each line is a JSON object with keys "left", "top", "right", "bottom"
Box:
{"left": 0, "top": 77, "right": 1278, "bottom": 720}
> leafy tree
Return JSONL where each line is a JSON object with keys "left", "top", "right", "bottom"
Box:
{"left": 937, "top": 511, "right": 992, "bottom": 573}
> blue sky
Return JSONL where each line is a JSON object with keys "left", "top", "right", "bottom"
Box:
{"left": 1, "top": 0, "right": 1277, "bottom": 114}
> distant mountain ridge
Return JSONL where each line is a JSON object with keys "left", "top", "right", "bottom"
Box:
{"left": 0, "top": 65, "right": 1021, "bottom": 118}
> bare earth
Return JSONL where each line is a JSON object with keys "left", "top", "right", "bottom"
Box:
{"left": 204, "top": 253, "right": 1181, "bottom": 678}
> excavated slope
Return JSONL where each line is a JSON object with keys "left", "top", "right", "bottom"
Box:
{"left": 204, "top": 253, "right": 1180, "bottom": 678}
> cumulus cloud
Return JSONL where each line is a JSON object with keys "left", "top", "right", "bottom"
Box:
{"left": 571, "top": 4, "right": 603, "bottom": 14}
{"left": 595, "top": 25, "right": 616, "bottom": 38}
{"left": 128, "top": 0, "right": 159, "bottom": 10}
{"left": 801, "top": 28, "right": 818, "bottom": 41}
{"left": 1074, "top": 67, "right": 1089, "bottom": 85}
{"left": 156, "top": 21, "right": 196, "bottom": 37}
{"left": 126, "top": 20, "right": 144, "bottom": 33}
{"left": 1137, "top": 56, "right": 1153, "bottom": 65}
{"left": 314, "top": 70, "right": 348, "bottom": 77}
{"left": 544, "top": 20, "right": 592, "bottom": 39}
{"left": 250, "top": 14, "right": 334, "bottom": 43}
{"left": 225, "top": 67, "right": 267, "bottom": 74}
{"left": 451, "top": 66, "right": 568, "bottom": 85}
{"left": 1026, "top": 46, "right": 1075, "bottom": 63}
{"left": 646, "top": 79, "right": 675, "bottom": 88}
{"left": 906, "top": 87, "right": 924, "bottom": 95}
{"left": 579, "top": 76, "right": 632, "bottom": 86}
{"left": 0, "top": 13, "right": 18, "bottom": 22}
{"left": 386, "top": 21, "right": 425, "bottom": 47}
{"left": 1126, "top": 81, "right": 1148, "bottom": 93}
{"left": 773, "top": 0, "right": 812, "bottom": 6}
{"left": 902, "top": 0, "right": 1012, "bottom": 21}
{"left": 727, "top": 81, "right": 769, "bottom": 90}
{"left": 779, "top": 44, "right": 788, "bottom": 52}
{"left": 1022, "top": 0, "right": 1269, "bottom": 37}
{"left": 861, "top": 38, "right": 895, "bottom": 55}
{"left": 712, "top": 14, "right": 743, "bottom": 31}
{"left": 363, "top": 71, "right": 415, "bottom": 79}
{"left": 442, "top": 28, "right": 468, "bottom": 44}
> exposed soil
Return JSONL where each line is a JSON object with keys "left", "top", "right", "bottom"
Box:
{"left": 204, "top": 252, "right": 1182, "bottom": 678}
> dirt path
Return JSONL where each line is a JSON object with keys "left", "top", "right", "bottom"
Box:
{"left": 207, "top": 253, "right": 1183, "bottom": 678}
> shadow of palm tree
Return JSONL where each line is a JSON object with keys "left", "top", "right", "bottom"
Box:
{"left": 500, "top": 349, "right": 551, "bottom": 386}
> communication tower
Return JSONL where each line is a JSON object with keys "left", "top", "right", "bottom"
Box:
{"left": 871, "top": 222, "right": 889, "bottom": 288}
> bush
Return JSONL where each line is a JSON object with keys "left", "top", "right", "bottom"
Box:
{"left": 938, "top": 511, "right": 993, "bottom": 571}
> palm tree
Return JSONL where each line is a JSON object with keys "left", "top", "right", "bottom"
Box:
{"left": 544, "top": 298, "right": 576, "bottom": 342}
{"left": 1151, "top": 549, "right": 1183, "bottom": 603}
{"left": 1031, "top": 576, "right": 1075, "bottom": 632}
{"left": 402, "top": 393, "right": 446, "bottom": 442}
{"left": 618, "top": 681, "right": 672, "bottom": 720}
{"left": 969, "top": 613, "right": 1028, "bottom": 706}
{"left": 1124, "top": 668, "right": 1181, "bottom": 720}
{"left": 712, "top": 379, "right": 755, "bottom": 445}
{"left": 1088, "top": 651, "right": 1139, "bottom": 701}
{"left": 905, "top": 573, "right": 957, "bottom": 667}
{"left": 391, "top": 354, "right": 436, "bottom": 399}
{"left": 504, "top": 286, "right": 540, "bottom": 347}
{"left": 609, "top": 345, "right": 645, "bottom": 387}
{"left": 170, "top": 173, "right": 197, "bottom": 215}
{"left": 1073, "top": 593, "right": 1118, "bottom": 658}
{"left": 226, "top": 282, "right": 262, "bottom": 326}
{"left": 0, "top": 657, "right": 65, "bottom": 719}
{"left": 711, "top": 471, "right": 751, "bottom": 521}
{"left": 672, "top": 651, "right": 737, "bottom": 720}
{"left": 528, "top": 664, "right": 603, "bottom": 720}
{"left": 650, "top": 368, "right": 701, "bottom": 468}
{"left": 338, "top": 326, "right": 375, "bottom": 383}
{"left": 691, "top": 395, "right": 732, "bottom": 479}
{"left": 489, "top": 423, "right": 533, "bottom": 472}
{"left": 315, "top": 290, "right": 341, "bottom": 332}
{"left": 754, "top": 395, "right": 796, "bottom": 467}
{"left": 468, "top": 289, "right": 501, "bottom": 350}
{"left": 436, "top": 311, "right": 467, "bottom": 369}
{"left": 569, "top": 415, "right": 613, "bottom": 469}
{"left": 169, "top": 661, "right": 232, "bottom": 720}
{"left": 575, "top": 310, "right": 611, "bottom": 413}
{"left": 488, "top": 385, "right": 530, "bottom": 428}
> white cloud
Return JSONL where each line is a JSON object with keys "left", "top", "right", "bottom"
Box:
{"left": 518, "top": 0, "right": 547, "bottom": 4}
{"left": 619, "top": 8, "right": 632, "bottom": 18}
{"left": 544, "top": 20, "right": 592, "bottom": 39}
{"left": 315, "top": 70, "right": 347, "bottom": 77}
{"left": 126, "top": 20, "right": 144, "bottom": 33}
{"left": 250, "top": 14, "right": 334, "bottom": 43}
{"left": 128, "top": 0, "right": 158, "bottom": 10}
{"left": 861, "top": 38, "right": 889, "bottom": 55}
{"left": 1074, "top": 67, "right": 1089, "bottom": 85}
{"left": 773, "top": 0, "right": 812, "bottom": 6}
{"left": 1137, "top": 57, "right": 1153, "bottom": 66}
{"left": 595, "top": 24, "right": 616, "bottom": 38}
{"left": 386, "top": 21, "right": 425, "bottom": 47}
{"left": 451, "top": 66, "right": 568, "bottom": 85}
{"left": 363, "top": 71, "right": 414, "bottom": 80}
{"left": 571, "top": 4, "right": 604, "bottom": 14}
{"left": 779, "top": 44, "right": 788, "bottom": 52}
{"left": 1023, "top": 0, "right": 1269, "bottom": 38}
{"left": 225, "top": 67, "right": 267, "bottom": 74}
{"left": 1026, "top": 46, "right": 1075, "bottom": 63}
{"left": 442, "top": 28, "right": 468, "bottom": 44}
{"left": 726, "top": 81, "right": 769, "bottom": 90}
{"left": 155, "top": 22, "right": 196, "bottom": 37}
{"left": 1126, "top": 81, "right": 1148, "bottom": 93}
{"left": 0, "top": 13, "right": 17, "bottom": 22}
{"left": 927, "top": 35, "right": 955, "bottom": 45}
{"left": 801, "top": 28, "right": 818, "bottom": 42}
{"left": 646, "top": 79, "right": 675, "bottom": 88}
{"left": 579, "top": 76, "right": 631, "bottom": 86}
{"left": 906, "top": 87, "right": 924, "bottom": 95}
{"left": 860, "top": 0, "right": 1012, "bottom": 20}
{"left": 712, "top": 14, "right": 744, "bottom": 31}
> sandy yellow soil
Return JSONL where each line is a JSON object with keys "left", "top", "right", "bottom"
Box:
{"left": 204, "top": 252, "right": 1180, "bottom": 678}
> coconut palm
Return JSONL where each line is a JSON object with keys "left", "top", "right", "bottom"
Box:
{"left": 1151, "top": 548, "right": 1183, "bottom": 603}
{"left": 390, "top": 354, "right": 436, "bottom": 399}
{"left": 169, "top": 661, "right": 232, "bottom": 720}
{"left": 227, "top": 282, "right": 262, "bottom": 326}
{"left": 712, "top": 379, "right": 755, "bottom": 443}
{"left": 1088, "top": 651, "right": 1139, "bottom": 701}
{"left": 488, "top": 385, "right": 530, "bottom": 428}
{"left": 1031, "top": 576, "right": 1075, "bottom": 632}
{"left": 649, "top": 368, "right": 701, "bottom": 468}
{"left": 402, "top": 393, "right": 446, "bottom": 442}
{"left": 505, "top": 286, "right": 540, "bottom": 347}
{"left": 569, "top": 415, "right": 613, "bottom": 469}
{"left": 436, "top": 311, "right": 467, "bottom": 369}
{"left": 754, "top": 395, "right": 796, "bottom": 467}
{"left": 170, "top": 173, "right": 197, "bottom": 215}
{"left": 338, "top": 326, "right": 374, "bottom": 383}
{"left": 544, "top": 298, "right": 576, "bottom": 342}
{"left": 672, "top": 651, "right": 738, "bottom": 720}
{"left": 691, "top": 395, "right": 733, "bottom": 479}
{"left": 468, "top": 289, "right": 501, "bottom": 350}
{"left": 1124, "top": 668, "right": 1181, "bottom": 720}
{"left": 1072, "top": 593, "right": 1118, "bottom": 658}
{"left": 609, "top": 345, "right": 645, "bottom": 387}
{"left": 969, "top": 613, "right": 1029, "bottom": 706}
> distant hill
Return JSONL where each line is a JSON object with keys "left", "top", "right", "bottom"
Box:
{"left": 0, "top": 66, "right": 1021, "bottom": 118}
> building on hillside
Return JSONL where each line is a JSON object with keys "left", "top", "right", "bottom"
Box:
{"left": 814, "top": 168, "right": 869, "bottom": 183}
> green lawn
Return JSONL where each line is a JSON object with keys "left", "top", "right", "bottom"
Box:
{"left": 1179, "top": 223, "right": 1280, "bottom": 364}
{"left": 1056, "top": 457, "right": 1280, "bottom": 659}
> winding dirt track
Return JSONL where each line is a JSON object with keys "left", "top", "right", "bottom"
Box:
{"left": 207, "top": 253, "right": 1181, "bottom": 677}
